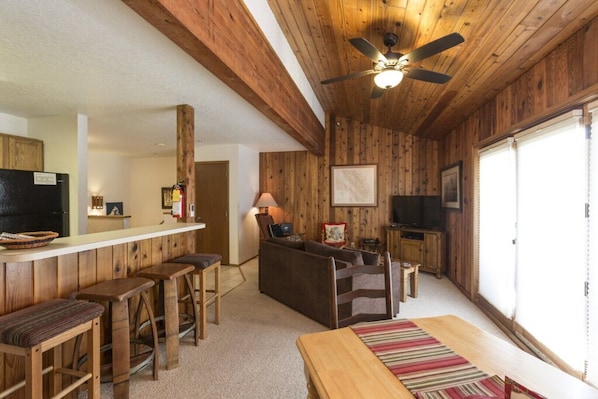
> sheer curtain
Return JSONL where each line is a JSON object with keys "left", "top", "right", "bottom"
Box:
{"left": 514, "top": 112, "right": 587, "bottom": 371}
{"left": 478, "top": 139, "right": 516, "bottom": 318}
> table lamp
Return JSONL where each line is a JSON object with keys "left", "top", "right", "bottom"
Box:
{"left": 255, "top": 193, "right": 278, "bottom": 215}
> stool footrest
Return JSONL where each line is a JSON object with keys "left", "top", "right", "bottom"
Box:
{"left": 77, "top": 340, "right": 155, "bottom": 384}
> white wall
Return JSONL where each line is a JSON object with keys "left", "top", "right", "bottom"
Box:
{"left": 88, "top": 154, "right": 176, "bottom": 228}
{"left": 0, "top": 112, "right": 27, "bottom": 136}
{"left": 195, "top": 144, "right": 260, "bottom": 265}
{"left": 29, "top": 114, "right": 88, "bottom": 235}
{"left": 130, "top": 156, "right": 176, "bottom": 227}
{"left": 237, "top": 145, "right": 261, "bottom": 261}
{"left": 88, "top": 151, "right": 132, "bottom": 217}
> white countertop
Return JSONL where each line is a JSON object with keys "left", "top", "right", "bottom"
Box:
{"left": 0, "top": 223, "right": 205, "bottom": 262}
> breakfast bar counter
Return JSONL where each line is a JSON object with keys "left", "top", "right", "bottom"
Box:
{"left": 0, "top": 223, "right": 205, "bottom": 317}
{"left": 0, "top": 222, "right": 204, "bottom": 262}
{"left": 0, "top": 223, "right": 205, "bottom": 395}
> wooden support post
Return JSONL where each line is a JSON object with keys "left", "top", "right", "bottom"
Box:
{"left": 163, "top": 278, "right": 179, "bottom": 369}
{"left": 111, "top": 301, "right": 130, "bottom": 398}
{"left": 177, "top": 104, "right": 196, "bottom": 225}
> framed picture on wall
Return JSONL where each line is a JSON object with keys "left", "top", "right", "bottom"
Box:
{"left": 440, "top": 161, "right": 462, "bottom": 211}
{"left": 331, "top": 164, "right": 377, "bottom": 207}
{"left": 161, "top": 187, "right": 173, "bottom": 209}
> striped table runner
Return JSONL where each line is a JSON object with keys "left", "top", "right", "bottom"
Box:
{"left": 351, "top": 319, "right": 504, "bottom": 398}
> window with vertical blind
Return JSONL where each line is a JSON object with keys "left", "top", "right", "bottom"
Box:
{"left": 587, "top": 101, "right": 598, "bottom": 386}
{"left": 478, "top": 109, "right": 592, "bottom": 378}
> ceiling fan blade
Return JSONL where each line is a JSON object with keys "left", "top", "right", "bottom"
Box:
{"left": 371, "top": 86, "right": 386, "bottom": 99}
{"left": 402, "top": 67, "right": 452, "bottom": 83}
{"left": 399, "top": 32, "right": 464, "bottom": 64}
{"left": 321, "top": 69, "right": 376, "bottom": 85}
{"left": 349, "top": 37, "right": 388, "bottom": 63}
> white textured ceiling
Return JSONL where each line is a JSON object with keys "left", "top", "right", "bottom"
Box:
{"left": 0, "top": 0, "right": 308, "bottom": 157}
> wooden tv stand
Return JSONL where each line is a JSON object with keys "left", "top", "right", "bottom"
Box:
{"left": 386, "top": 226, "right": 446, "bottom": 278}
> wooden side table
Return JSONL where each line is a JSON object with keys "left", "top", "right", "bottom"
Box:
{"left": 360, "top": 239, "right": 385, "bottom": 254}
{"left": 399, "top": 261, "right": 420, "bottom": 302}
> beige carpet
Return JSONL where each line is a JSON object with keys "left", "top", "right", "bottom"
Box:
{"left": 82, "top": 258, "right": 511, "bottom": 398}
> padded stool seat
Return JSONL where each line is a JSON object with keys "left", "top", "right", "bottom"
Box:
{"left": 175, "top": 253, "right": 222, "bottom": 269}
{"left": 0, "top": 298, "right": 104, "bottom": 399}
{"left": 136, "top": 263, "right": 199, "bottom": 369}
{"left": 76, "top": 277, "right": 159, "bottom": 398}
{"left": 172, "top": 253, "right": 221, "bottom": 339}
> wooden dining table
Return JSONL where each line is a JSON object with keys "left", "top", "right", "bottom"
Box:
{"left": 296, "top": 315, "right": 598, "bottom": 398}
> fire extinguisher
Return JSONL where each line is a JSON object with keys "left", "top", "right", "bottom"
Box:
{"left": 171, "top": 182, "right": 185, "bottom": 218}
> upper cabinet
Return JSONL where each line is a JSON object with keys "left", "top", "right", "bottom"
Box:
{"left": 0, "top": 133, "right": 44, "bottom": 171}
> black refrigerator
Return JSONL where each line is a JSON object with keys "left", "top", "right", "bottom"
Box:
{"left": 0, "top": 169, "right": 70, "bottom": 237}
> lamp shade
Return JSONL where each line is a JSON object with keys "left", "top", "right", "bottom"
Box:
{"left": 374, "top": 69, "right": 404, "bottom": 89}
{"left": 255, "top": 193, "right": 278, "bottom": 208}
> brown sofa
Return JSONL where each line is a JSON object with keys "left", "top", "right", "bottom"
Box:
{"left": 258, "top": 238, "right": 401, "bottom": 328}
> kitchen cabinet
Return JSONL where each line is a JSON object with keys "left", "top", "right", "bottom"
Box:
{"left": 0, "top": 133, "right": 44, "bottom": 171}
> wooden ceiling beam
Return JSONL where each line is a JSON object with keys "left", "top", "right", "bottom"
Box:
{"left": 123, "top": 0, "right": 325, "bottom": 155}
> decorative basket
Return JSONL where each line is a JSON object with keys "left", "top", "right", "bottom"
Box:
{"left": 0, "top": 231, "right": 59, "bottom": 249}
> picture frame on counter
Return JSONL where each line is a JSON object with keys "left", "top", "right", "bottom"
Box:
{"left": 106, "top": 202, "right": 123, "bottom": 216}
{"left": 161, "top": 187, "right": 173, "bottom": 209}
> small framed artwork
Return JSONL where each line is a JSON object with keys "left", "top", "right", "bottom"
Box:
{"left": 331, "top": 164, "right": 378, "bottom": 207}
{"left": 106, "top": 202, "right": 124, "bottom": 216}
{"left": 161, "top": 187, "right": 173, "bottom": 209}
{"left": 440, "top": 161, "right": 462, "bottom": 211}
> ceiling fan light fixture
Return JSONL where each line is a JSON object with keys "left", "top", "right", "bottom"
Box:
{"left": 374, "top": 69, "right": 403, "bottom": 89}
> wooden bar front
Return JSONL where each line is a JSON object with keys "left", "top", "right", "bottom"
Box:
{"left": 0, "top": 223, "right": 204, "bottom": 398}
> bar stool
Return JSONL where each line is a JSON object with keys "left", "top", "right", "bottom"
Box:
{"left": 136, "top": 263, "right": 199, "bottom": 370}
{"left": 172, "top": 253, "right": 222, "bottom": 339}
{"left": 76, "top": 277, "right": 159, "bottom": 399}
{"left": 0, "top": 298, "right": 104, "bottom": 399}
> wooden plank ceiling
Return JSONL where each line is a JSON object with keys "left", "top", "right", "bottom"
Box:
{"left": 269, "top": 0, "right": 598, "bottom": 140}
{"left": 125, "top": 1, "right": 598, "bottom": 148}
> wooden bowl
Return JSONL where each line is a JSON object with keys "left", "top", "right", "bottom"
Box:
{"left": 0, "top": 231, "right": 59, "bottom": 249}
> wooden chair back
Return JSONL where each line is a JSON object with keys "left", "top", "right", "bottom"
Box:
{"left": 255, "top": 213, "right": 274, "bottom": 239}
{"left": 329, "top": 252, "right": 393, "bottom": 329}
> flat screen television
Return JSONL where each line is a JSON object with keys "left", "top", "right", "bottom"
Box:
{"left": 392, "top": 195, "right": 442, "bottom": 229}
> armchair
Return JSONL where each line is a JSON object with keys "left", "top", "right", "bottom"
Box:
{"left": 255, "top": 213, "right": 274, "bottom": 239}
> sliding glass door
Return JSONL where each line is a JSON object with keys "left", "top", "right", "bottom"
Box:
{"left": 587, "top": 102, "right": 598, "bottom": 386}
{"left": 478, "top": 110, "right": 589, "bottom": 376}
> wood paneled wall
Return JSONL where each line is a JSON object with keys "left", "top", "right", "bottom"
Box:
{"left": 439, "top": 16, "right": 598, "bottom": 298}
{"left": 0, "top": 231, "right": 195, "bottom": 398}
{"left": 260, "top": 16, "right": 598, "bottom": 302}
{"left": 259, "top": 115, "right": 439, "bottom": 247}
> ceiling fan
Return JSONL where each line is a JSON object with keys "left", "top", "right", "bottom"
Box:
{"left": 321, "top": 32, "right": 464, "bottom": 98}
